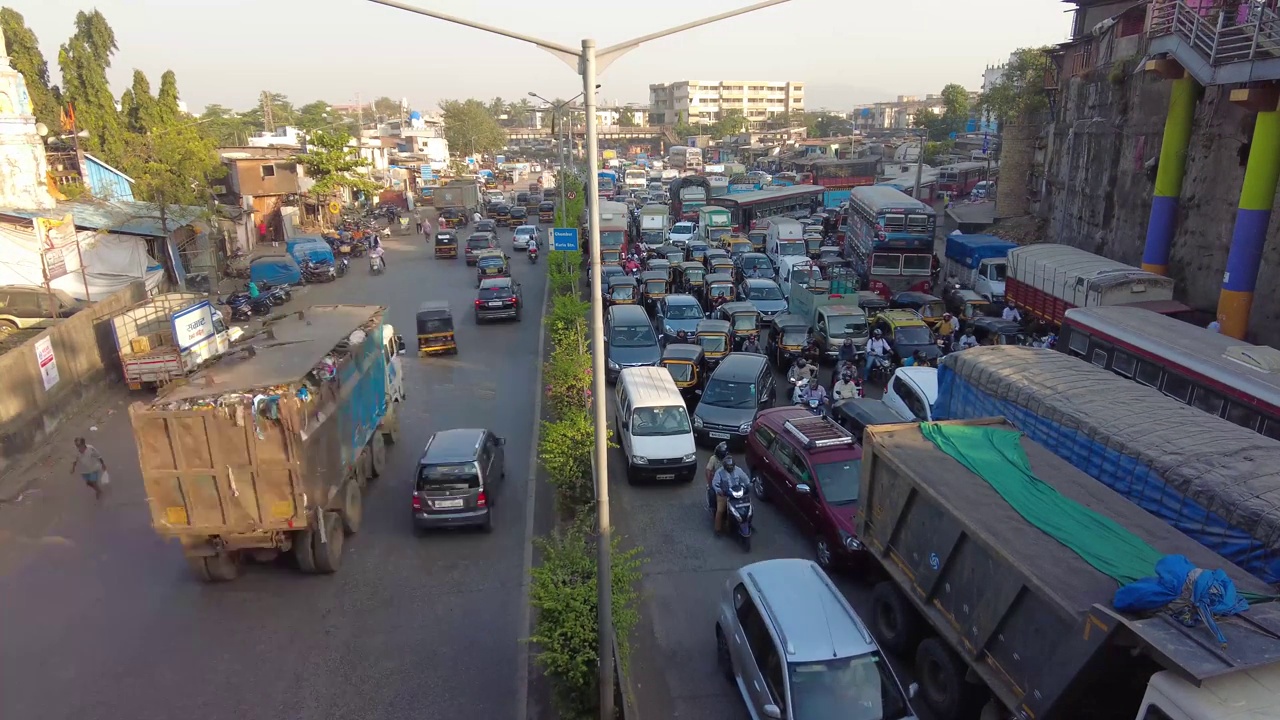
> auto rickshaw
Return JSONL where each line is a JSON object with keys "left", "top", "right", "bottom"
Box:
{"left": 433, "top": 230, "right": 458, "bottom": 259}
{"left": 493, "top": 204, "right": 512, "bottom": 226}
{"left": 766, "top": 313, "right": 811, "bottom": 368}
{"left": 969, "top": 316, "right": 1027, "bottom": 346}
{"left": 687, "top": 240, "right": 711, "bottom": 264}
{"left": 600, "top": 247, "right": 624, "bottom": 266}
{"left": 804, "top": 232, "right": 824, "bottom": 259}
{"left": 891, "top": 291, "right": 947, "bottom": 329}
{"left": 646, "top": 258, "right": 672, "bottom": 281}
{"left": 660, "top": 343, "right": 706, "bottom": 405}
{"left": 417, "top": 301, "right": 457, "bottom": 355}
{"left": 704, "top": 272, "right": 737, "bottom": 314}
{"left": 943, "top": 286, "right": 996, "bottom": 322}
{"left": 710, "top": 256, "right": 736, "bottom": 276}
{"left": 747, "top": 229, "right": 767, "bottom": 253}
{"left": 640, "top": 270, "right": 669, "bottom": 313}
{"left": 703, "top": 248, "right": 730, "bottom": 273}
{"left": 538, "top": 202, "right": 555, "bottom": 223}
{"left": 656, "top": 243, "right": 685, "bottom": 264}
{"left": 440, "top": 207, "right": 465, "bottom": 229}
{"left": 676, "top": 261, "right": 706, "bottom": 295}
{"left": 475, "top": 250, "right": 511, "bottom": 286}
{"left": 716, "top": 301, "right": 762, "bottom": 350}
{"left": 857, "top": 290, "right": 890, "bottom": 319}
{"left": 725, "top": 235, "right": 752, "bottom": 259}
{"left": 606, "top": 274, "right": 640, "bottom": 307}
{"left": 696, "top": 318, "right": 733, "bottom": 368}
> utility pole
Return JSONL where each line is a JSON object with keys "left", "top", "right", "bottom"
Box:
{"left": 913, "top": 128, "right": 925, "bottom": 200}
{"left": 261, "top": 91, "right": 276, "bottom": 132}
{"left": 356, "top": 92, "right": 364, "bottom": 129}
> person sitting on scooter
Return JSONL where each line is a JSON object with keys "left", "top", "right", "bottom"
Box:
{"left": 799, "top": 377, "right": 829, "bottom": 409}
{"left": 247, "top": 280, "right": 260, "bottom": 299}
{"left": 833, "top": 371, "right": 861, "bottom": 401}
{"left": 937, "top": 313, "right": 958, "bottom": 348}
{"left": 789, "top": 357, "right": 817, "bottom": 387}
{"left": 837, "top": 337, "right": 858, "bottom": 365}
{"left": 957, "top": 326, "right": 979, "bottom": 350}
{"left": 370, "top": 244, "right": 386, "bottom": 271}
{"left": 740, "top": 335, "right": 762, "bottom": 354}
{"left": 865, "top": 329, "right": 891, "bottom": 378}
{"left": 711, "top": 455, "right": 750, "bottom": 536}
{"left": 902, "top": 349, "right": 929, "bottom": 367}
{"left": 705, "top": 442, "right": 728, "bottom": 488}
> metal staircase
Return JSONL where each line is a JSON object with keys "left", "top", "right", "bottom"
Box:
{"left": 1148, "top": 0, "right": 1280, "bottom": 85}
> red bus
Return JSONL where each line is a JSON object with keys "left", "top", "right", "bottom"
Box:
{"left": 936, "top": 161, "right": 992, "bottom": 196}
{"left": 1059, "top": 305, "right": 1280, "bottom": 439}
{"left": 708, "top": 185, "right": 825, "bottom": 231}
{"left": 790, "top": 157, "right": 880, "bottom": 190}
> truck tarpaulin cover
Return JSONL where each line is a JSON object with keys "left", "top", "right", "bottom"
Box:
{"left": 933, "top": 346, "right": 1280, "bottom": 585}
{"left": 250, "top": 255, "right": 302, "bottom": 286}
{"left": 286, "top": 239, "right": 334, "bottom": 266}
{"left": 944, "top": 234, "right": 1016, "bottom": 269}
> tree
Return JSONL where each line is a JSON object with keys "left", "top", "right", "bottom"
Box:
{"left": 911, "top": 107, "right": 951, "bottom": 142}
{"left": 121, "top": 118, "right": 224, "bottom": 241}
{"left": 979, "top": 46, "right": 1052, "bottom": 126}
{"left": 939, "top": 83, "right": 970, "bottom": 135}
{"left": 507, "top": 98, "right": 533, "bottom": 127}
{"left": 242, "top": 91, "right": 295, "bottom": 132}
{"left": 294, "top": 128, "right": 379, "bottom": 199}
{"left": 805, "top": 112, "right": 852, "bottom": 138}
{"left": 617, "top": 109, "right": 639, "bottom": 128}
{"left": 296, "top": 100, "right": 334, "bottom": 130}
{"left": 58, "top": 9, "right": 126, "bottom": 163}
{"left": 710, "top": 110, "right": 748, "bottom": 139}
{"left": 372, "top": 95, "right": 399, "bottom": 120}
{"left": 487, "top": 96, "right": 507, "bottom": 119}
{"left": 1, "top": 8, "right": 60, "bottom": 130}
{"left": 156, "top": 70, "right": 180, "bottom": 124}
{"left": 198, "top": 103, "right": 253, "bottom": 146}
{"left": 119, "top": 69, "right": 156, "bottom": 133}
{"left": 440, "top": 98, "right": 507, "bottom": 156}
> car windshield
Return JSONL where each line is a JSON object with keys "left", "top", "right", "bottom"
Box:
{"left": 709, "top": 284, "right": 734, "bottom": 298}
{"left": 699, "top": 333, "right": 728, "bottom": 352}
{"left": 701, "top": 378, "right": 756, "bottom": 408}
{"left": 663, "top": 361, "right": 694, "bottom": 382}
{"left": 986, "top": 263, "right": 1007, "bottom": 282}
{"left": 417, "top": 462, "right": 480, "bottom": 491}
{"left": 611, "top": 286, "right": 636, "bottom": 300}
{"left": 645, "top": 280, "right": 667, "bottom": 293}
{"left": 708, "top": 228, "right": 730, "bottom": 242}
{"left": 788, "top": 653, "right": 911, "bottom": 720}
{"left": 468, "top": 238, "right": 493, "bottom": 249}
{"left": 610, "top": 324, "right": 657, "bottom": 347}
{"left": 827, "top": 315, "right": 868, "bottom": 337}
{"left": 744, "top": 257, "right": 770, "bottom": 269}
{"left": 902, "top": 254, "right": 932, "bottom": 274}
{"left": 921, "top": 301, "right": 945, "bottom": 317}
{"left": 672, "top": 223, "right": 695, "bottom": 235}
{"left": 778, "top": 241, "right": 805, "bottom": 256}
{"left": 747, "top": 284, "right": 782, "bottom": 301}
{"left": 781, "top": 330, "right": 808, "bottom": 346}
{"left": 814, "top": 459, "right": 861, "bottom": 505}
{"left": 630, "top": 405, "right": 693, "bottom": 436}
{"left": 666, "top": 303, "right": 703, "bottom": 319}
{"left": 895, "top": 326, "right": 933, "bottom": 345}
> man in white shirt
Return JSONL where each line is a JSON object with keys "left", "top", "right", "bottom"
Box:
{"left": 957, "top": 327, "right": 979, "bottom": 350}
{"left": 864, "top": 329, "right": 892, "bottom": 378}
{"left": 1002, "top": 302, "right": 1022, "bottom": 324}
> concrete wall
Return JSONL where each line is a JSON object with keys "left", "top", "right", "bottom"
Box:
{"left": 0, "top": 282, "right": 147, "bottom": 473}
{"left": 996, "top": 122, "right": 1038, "bottom": 219}
{"left": 1038, "top": 72, "right": 1280, "bottom": 345}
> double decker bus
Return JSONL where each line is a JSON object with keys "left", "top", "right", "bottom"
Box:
{"left": 936, "top": 161, "right": 994, "bottom": 196}
{"left": 1059, "top": 305, "right": 1280, "bottom": 439}
{"left": 707, "top": 184, "right": 825, "bottom": 231}
{"left": 842, "top": 185, "right": 936, "bottom": 298}
{"left": 596, "top": 200, "right": 632, "bottom": 264}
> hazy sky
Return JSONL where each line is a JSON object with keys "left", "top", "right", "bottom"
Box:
{"left": 21, "top": 0, "right": 1072, "bottom": 113}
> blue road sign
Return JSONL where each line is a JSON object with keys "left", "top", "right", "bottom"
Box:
{"left": 552, "top": 228, "right": 579, "bottom": 251}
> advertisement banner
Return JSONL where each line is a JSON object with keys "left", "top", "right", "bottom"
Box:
{"left": 171, "top": 301, "right": 216, "bottom": 351}
{"left": 35, "top": 336, "right": 59, "bottom": 391}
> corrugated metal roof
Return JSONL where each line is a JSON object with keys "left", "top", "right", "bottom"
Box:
{"left": 0, "top": 199, "right": 206, "bottom": 238}
{"left": 82, "top": 154, "right": 136, "bottom": 202}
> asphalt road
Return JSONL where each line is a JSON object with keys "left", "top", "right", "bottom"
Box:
{"left": 0, "top": 213, "right": 549, "bottom": 720}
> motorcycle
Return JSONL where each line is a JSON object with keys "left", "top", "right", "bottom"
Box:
{"left": 369, "top": 253, "right": 385, "bottom": 275}
{"left": 528, "top": 247, "right": 539, "bottom": 264}
{"left": 222, "top": 292, "right": 273, "bottom": 321}
{"left": 867, "top": 353, "right": 894, "bottom": 386}
{"left": 336, "top": 256, "right": 351, "bottom": 278}
{"left": 707, "top": 482, "right": 754, "bottom": 552}
{"left": 257, "top": 284, "right": 289, "bottom": 307}
{"left": 256, "top": 281, "right": 293, "bottom": 304}
{"left": 299, "top": 260, "right": 336, "bottom": 284}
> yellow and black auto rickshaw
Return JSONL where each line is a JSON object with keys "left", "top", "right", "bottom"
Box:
{"left": 704, "top": 272, "right": 737, "bottom": 315}
{"left": 725, "top": 235, "right": 752, "bottom": 259}
{"left": 538, "top": 201, "right": 556, "bottom": 224}
{"left": 600, "top": 247, "right": 624, "bottom": 266}
{"left": 747, "top": 229, "right": 767, "bottom": 253}
{"left": 639, "top": 270, "right": 669, "bottom": 313}
{"left": 434, "top": 230, "right": 458, "bottom": 258}
{"left": 440, "top": 207, "right": 466, "bottom": 229}
{"left": 695, "top": 318, "right": 732, "bottom": 368}
{"left": 891, "top": 291, "right": 947, "bottom": 329}
{"left": 703, "top": 248, "right": 730, "bottom": 273}
{"left": 710, "top": 256, "right": 735, "bottom": 276}
{"left": 660, "top": 343, "right": 706, "bottom": 405}
{"left": 606, "top": 274, "right": 640, "bottom": 307}
{"left": 475, "top": 249, "right": 511, "bottom": 286}
{"left": 716, "top": 301, "right": 762, "bottom": 350}
{"left": 646, "top": 258, "right": 672, "bottom": 282}
{"left": 676, "top": 261, "right": 705, "bottom": 295}
{"left": 417, "top": 301, "right": 457, "bottom": 355}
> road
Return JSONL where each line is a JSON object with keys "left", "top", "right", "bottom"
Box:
{"left": 0, "top": 214, "right": 549, "bottom": 720}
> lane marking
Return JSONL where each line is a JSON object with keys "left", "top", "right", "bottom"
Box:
{"left": 515, "top": 260, "right": 551, "bottom": 720}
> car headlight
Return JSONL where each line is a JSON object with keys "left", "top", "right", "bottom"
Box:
{"left": 738, "top": 422, "right": 752, "bottom": 434}
{"left": 840, "top": 530, "right": 862, "bottom": 551}
{"left": 632, "top": 456, "right": 649, "bottom": 465}
{"left": 681, "top": 453, "right": 697, "bottom": 463}
{"left": 607, "top": 359, "right": 620, "bottom": 371}
{"left": 693, "top": 416, "right": 704, "bottom": 429}
{"left": 665, "top": 325, "right": 675, "bottom": 334}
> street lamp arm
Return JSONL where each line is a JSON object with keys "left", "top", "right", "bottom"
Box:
{"left": 365, "top": 0, "right": 580, "bottom": 60}
{"left": 596, "top": 0, "right": 791, "bottom": 66}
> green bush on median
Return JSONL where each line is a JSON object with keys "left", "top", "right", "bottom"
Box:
{"left": 538, "top": 409, "right": 595, "bottom": 512}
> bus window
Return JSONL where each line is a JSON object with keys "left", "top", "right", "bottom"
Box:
{"left": 1090, "top": 348, "right": 1109, "bottom": 368}
{"left": 902, "top": 255, "right": 932, "bottom": 274}
{"left": 881, "top": 214, "right": 905, "bottom": 231}
{"left": 1191, "top": 387, "right": 1225, "bottom": 416}
{"left": 906, "top": 215, "right": 930, "bottom": 231}
{"left": 1067, "top": 329, "right": 1090, "bottom": 357}
{"left": 871, "top": 254, "right": 901, "bottom": 272}
{"left": 1135, "top": 360, "right": 1162, "bottom": 388}
{"left": 1226, "top": 403, "right": 1261, "bottom": 431}
{"left": 1111, "top": 351, "right": 1136, "bottom": 378}
{"left": 1162, "top": 373, "right": 1193, "bottom": 404}
{"left": 1263, "top": 419, "right": 1280, "bottom": 442}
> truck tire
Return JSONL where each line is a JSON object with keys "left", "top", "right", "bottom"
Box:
{"left": 871, "top": 581, "right": 922, "bottom": 656}
{"left": 341, "top": 480, "right": 363, "bottom": 535}
{"left": 369, "top": 432, "right": 387, "bottom": 479}
{"left": 293, "top": 528, "right": 317, "bottom": 573}
{"left": 313, "top": 510, "right": 344, "bottom": 574}
{"left": 188, "top": 551, "right": 238, "bottom": 582}
{"left": 915, "top": 637, "right": 967, "bottom": 720}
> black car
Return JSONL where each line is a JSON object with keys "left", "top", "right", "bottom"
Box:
{"left": 475, "top": 277, "right": 522, "bottom": 323}
{"left": 412, "top": 428, "right": 507, "bottom": 533}
{"left": 831, "top": 398, "right": 910, "bottom": 443}
{"left": 691, "top": 352, "right": 775, "bottom": 448}
{"left": 474, "top": 219, "right": 498, "bottom": 234}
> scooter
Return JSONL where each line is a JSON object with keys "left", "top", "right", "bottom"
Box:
{"left": 867, "top": 353, "right": 894, "bottom": 386}
{"left": 369, "top": 253, "right": 385, "bottom": 275}
{"left": 528, "top": 246, "right": 539, "bottom": 264}
{"left": 707, "top": 482, "right": 754, "bottom": 552}
{"left": 336, "top": 255, "right": 351, "bottom": 278}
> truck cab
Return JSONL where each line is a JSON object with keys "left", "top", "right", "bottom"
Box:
{"left": 814, "top": 304, "right": 869, "bottom": 359}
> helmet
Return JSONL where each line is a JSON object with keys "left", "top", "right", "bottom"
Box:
{"left": 913, "top": 350, "right": 928, "bottom": 362}
{"left": 796, "top": 358, "right": 807, "bottom": 368}
{"left": 714, "top": 442, "right": 728, "bottom": 460}
{"left": 841, "top": 371, "right": 853, "bottom": 381}
{"left": 809, "top": 377, "right": 820, "bottom": 388}
{"left": 722, "top": 456, "right": 736, "bottom": 471}
{"left": 842, "top": 337, "right": 853, "bottom": 345}
{"left": 873, "top": 329, "right": 883, "bottom": 338}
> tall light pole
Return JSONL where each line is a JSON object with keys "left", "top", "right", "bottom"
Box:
{"left": 366, "top": 3, "right": 793, "bottom": 716}
{"left": 531, "top": 87, "right": 599, "bottom": 221}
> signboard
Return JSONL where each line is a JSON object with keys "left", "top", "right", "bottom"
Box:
{"left": 37, "top": 215, "right": 77, "bottom": 280}
{"left": 419, "top": 165, "right": 435, "bottom": 179}
{"left": 172, "top": 301, "right": 217, "bottom": 352}
{"left": 43, "top": 246, "right": 68, "bottom": 280}
{"left": 35, "top": 336, "right": 59, "bottom": 391}
{"left": 328, "top": 201, "right": 341, "bottom": 215}
{"left": 567, "top": 190, "right": 577, "bottom": 200}
{"left": 552, "top": 228, "right": 580, "bottom": 252}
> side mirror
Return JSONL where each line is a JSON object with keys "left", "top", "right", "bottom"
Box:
{"left": 795, "top": 484, "right": 811, "bottom": 495}
{"left": 763, "top": 704, "right": 783, "bottom": 720}
{"left": 395, "top": 335, "right": 407, "bottom": 354}
{"left": 908, "top": 682, "right": 919, "bottom": 699}
{"left": 496, "top": 437, "right": 507, "bottom": 446}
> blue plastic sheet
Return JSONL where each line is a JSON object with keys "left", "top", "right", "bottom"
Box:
{"left": 288, "top": 240, "right": 334, "bottom": 266}
{"left": 249, "top": 255, "right": 301, "bottom": 286}
{"left": 1114, "top": 554, "right": 1249, "bottom": 646}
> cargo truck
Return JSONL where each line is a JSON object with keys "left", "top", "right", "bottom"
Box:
{"left": 1005, "top": 244, "right": 1185, "bottom": 326}
{"left": 940, "top": 234, "right": 1016, "bottom": 302}
{"left": 858, "top": 418, "right": 1280, "bottom": 720}
{"left": 639, "top": 203, "right": 669, "bottom": 246}
{"left": 933, "top": 345, "right": 1280, "bottom": 585}
{"left": 431, "top": 181, "right": 483, "bottom": 216}
{"left": 785, "top": 263, "right": 865, "bottom": 357}
{"left": 129, "top": 305, "right": 406, "bottom": 582}
{"left": 112, "top": 292, "right": 240, "bottom": 389}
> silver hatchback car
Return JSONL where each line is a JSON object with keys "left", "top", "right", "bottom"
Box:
{"left": 715, "top": 559, "right": 918, "bottom": 720}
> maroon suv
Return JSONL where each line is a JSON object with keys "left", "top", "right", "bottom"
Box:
{"left": 744, "top": 407, "right": 864, "bottom": 569}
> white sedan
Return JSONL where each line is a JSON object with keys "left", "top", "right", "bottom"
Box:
{"left": 668, "top": 221, "right": 697, "bottom": 246}
{"left": 513, "top": 225, "right": 540, "bottom": 250}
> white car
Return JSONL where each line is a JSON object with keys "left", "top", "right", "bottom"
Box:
{"left": 881, "top": 366, "right": 938, "bottom": 422}
{"left": 486, "top": 190, "right": 505, "bottom": 204}
{"left": 513, "top": 225, "right": 540, "bottom": 250}
{"left": 668, "top": 222, "right": 697, "bottom": 246}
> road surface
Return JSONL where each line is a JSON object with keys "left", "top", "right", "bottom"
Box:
{"left": 0, "top": 216, "right": 549, "bottom": 720}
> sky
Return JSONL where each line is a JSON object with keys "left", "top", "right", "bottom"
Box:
{"left": 19, "top": 0, "right": 1073, "bottom": 114}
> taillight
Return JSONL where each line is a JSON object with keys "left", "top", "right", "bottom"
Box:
{"left": 475, "top": 299, "right": 483, "bottom": 308}
{"left": 412, "top": 495, "right": 423, "bottom": 510}
{"left": 476, "top": 490, "right": 488, "bottom": 508}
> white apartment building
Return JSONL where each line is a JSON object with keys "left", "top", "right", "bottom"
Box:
{"left": 369, "top": 115, "right": 450, "bottom": 169}
{"left": 649, "top": 80, "right": 804, "bottom": 127}
{"left": 849, "top": 95, "right": 945, "bottom": 133}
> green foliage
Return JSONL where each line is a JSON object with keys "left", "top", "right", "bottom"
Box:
{"left": 548, "top": 252, "right": 583, "bottom": 300}
{"left": 293, "top": 128, "right": 379, "bottom": 199}
{"left": 710, "top": 110, "right": 749, "bottom": 139}
{"left": 120, "top": 69, "right": 156, "bottom": 134}
{"left": 197, "top": 103, "right": 254, "bottom": 146}
{"left": 58, "top": 9, "right": 127, "bottom": 163}
{"left": 121, "top": 117, "right": 224, "bottom": 229}
{"left": 372, "top": 95, "right": 399, "bottom": 120}
{"left": 529, "top": 527, "right": 643, "bottom": 720}
{"left": 296, "top": 101, "right": 335, "bottom": 130}
{"left": 440, "top": 98, "right": 506, "bottom": 156}
{"left": 539, "top": 410, "right": 596, "bottom": 511}
{"left": 939, "top": 83, "right": 970, "bottom": 136}
{"left": 923, "top": 140, "right": 955, "bottom": 165}
{"left": 617, "top": 110, "right": 639, "bottom": 128}
{"left": 805, "top": 112, "right": 853, "bottom": 138}
{"left": 979, "top": 46, "right": 1052, "bottom": 125}
{"left": 1, "top": 7, "right": 61, "bottom": 130}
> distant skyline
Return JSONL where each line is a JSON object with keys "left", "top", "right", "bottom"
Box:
{"left": 20, "top": 0, "right": 1071, "bottom": 114}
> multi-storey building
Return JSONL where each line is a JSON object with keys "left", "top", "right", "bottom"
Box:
{"left": 849, "top": 95, "right": 946, "bottom": 133}
{"left": 648, "top": 80, "right": 804, "bottom": 126}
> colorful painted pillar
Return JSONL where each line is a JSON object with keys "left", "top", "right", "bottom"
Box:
{"left": 1218, "top": 106, "right": 1280, "bottom": 339}
{"left": 1142, "top": 75, "right": 1199, "bottom": 275}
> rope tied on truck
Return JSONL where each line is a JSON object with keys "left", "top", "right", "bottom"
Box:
{"left": 919, "top": 422, "right": 1261, "bottom": 649}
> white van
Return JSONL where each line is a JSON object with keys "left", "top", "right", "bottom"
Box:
{"left": 765, "top": 217, "right": 806, "bottom": 268}
{"left": 614, "top": 367, "right": 698, "bottom": 484}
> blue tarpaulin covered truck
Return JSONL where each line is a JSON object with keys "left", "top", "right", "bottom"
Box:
{"left": 932, "top": 345, "right": 1280, "bottom": 585}
{"left": 940, "top": 234, "right": 1015, "bottom": 302}
{"left": 129, "top": 305, "right": 405, "bottom": 582}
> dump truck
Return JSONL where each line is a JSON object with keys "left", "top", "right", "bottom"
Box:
{"left": 940, "top": 233, "right": 1015, "bottom": 302}
{"left": 431, "top": 181, "right": 483, "bottom": 216}
{"left": 129, "top": 305, "right": 406, "bottom": 582}
{"left": 932, "top": 345, "right": 1280, "bottom": 585}
{"left": 1005, "top": 244, "right": 1184, "bottom": 326}
{"left": 858, "top": 418, "right": 1280, "bottom": 720}
{"left": 111, "top": 292, "right": 240, "bottom": 389}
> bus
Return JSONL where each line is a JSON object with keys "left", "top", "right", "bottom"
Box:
{"left": 596, "top": 200, "right": 631, "bottom": 264}
{"left": 624, "top": 168, "right": 647, "bottom": 191}
{"left": 668, "top": 145, "right": 703, "bottom": 172}
{"left": 708, "top": 184, "right": 825, "bottom": 231}
{"left": 842, "top": 185, "right": 936, "bottom": 298}
{"left": 936, "top": 161, "right": 994, "bottom": 197}
{"left": 1058, "top": 305, "right": 1280, "bottom": 439}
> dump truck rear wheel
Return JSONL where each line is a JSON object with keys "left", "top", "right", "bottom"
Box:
{"left": 293, "top": 528, "right": 317, "bottom": 573}
{"left": 915, "top": 637, "right": 967, "bottom": 720}
{"left": 341, "top": 480, "right": 363, "bottom": 535}
{"left": 188, "top": 551, "right": 238, "bottom": 582}
{"left": 313, "top": 511, "right": 344, "bottom": 574}
{"left": 370, "top": 432, "right": 387, "bottom": 479}
{"left": 871, "top": 581, "right": 921, "bottom": 656}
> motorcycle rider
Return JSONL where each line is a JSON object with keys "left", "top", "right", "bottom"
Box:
{"left": 865, "top": 329, "right": 892, "bottom": 379}
{"left": 704, "top": 442, "right": 728, "bottom": 489}
{"left": 957, "top": 327, "right": 979, "bottom": 350}
{"left": 798, "top": 376, "right": 829, "bottom": 409}
{"left": 369, "top": 244, "right": 386, "bottom": 272}
{"left": 741, "top": 335, "right": 762, "bottom": 354}
{"left": 788, "top": 356, "right": 817, "bottom": 386}
{"left": 936, "top": 313, "right": 959, "bottom": 348}
{"left": 1002, "top": 301, "right": 1023, "bottom": 324}
{"left": 833, "top": 370, "right": 862, "bottom": 400}
{"left": 711, "top": 455, "right": 750, "bottom": 536}
{"left": 902, "top": 349, "right": 930, "bottom": 367}
{"left": 801, "top": 330, "right": 821, "bottom": 364}
{"left": 247, "top": 280, "right": 261, "bottom": 299}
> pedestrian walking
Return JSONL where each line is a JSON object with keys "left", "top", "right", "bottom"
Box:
{"left": 70, "top": 437, "right": 108, "bottom": 500}
{"left": 414, "top": 208, "right": 423, "bottom": 235}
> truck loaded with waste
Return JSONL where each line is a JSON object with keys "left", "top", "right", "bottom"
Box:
{"left": 128, "top": 305, "right": 405, "bottom": 582}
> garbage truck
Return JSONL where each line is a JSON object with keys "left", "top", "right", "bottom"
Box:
{"left": 111, "top": 292, "right": 240, "bottom": 389}
{"left": 128, "top": 305, "right": 406, "bottom": 582}
{"left": 858, "top": 418, "right": 1280, "bottom": 720}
